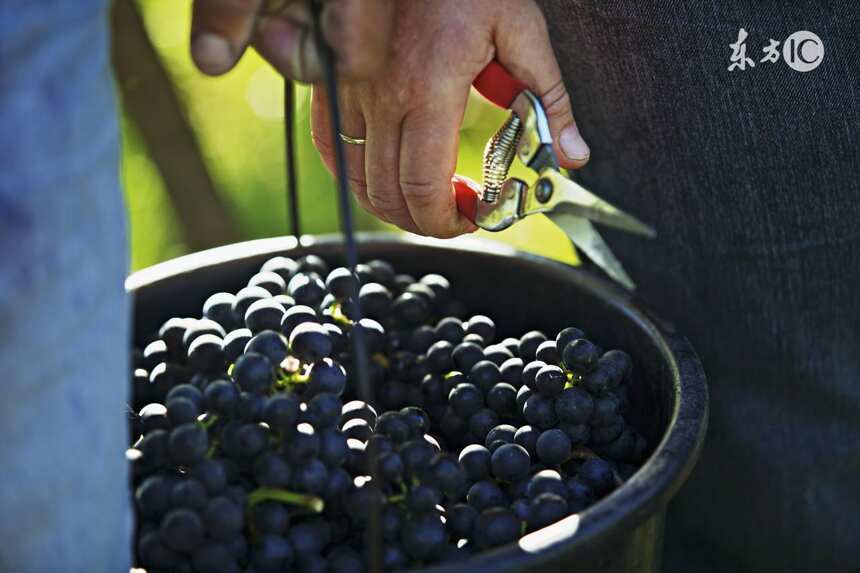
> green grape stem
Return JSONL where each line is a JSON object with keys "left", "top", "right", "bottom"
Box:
{"left": 248, "top": 487, "right": 325, "bottom": 513}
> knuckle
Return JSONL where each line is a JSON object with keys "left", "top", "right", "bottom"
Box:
{"left": 367, "top": 187, "right": 407, "bottom": 214}
{"left": 348, "top": 176, "right": 369, "bottom": 198}
{"left": 399, "top": 179, "right": 440, "bottom": 206}
{"left": 541, "top": 80, "right": 573, "bottom": 122}
{"left": 399, "top": 179, "right": 461, "bottom": 237}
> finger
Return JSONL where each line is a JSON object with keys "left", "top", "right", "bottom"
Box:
{"left": 493, "top": 2, "right": 590, "bottom": 169}
{"left": 191, "top": 0, "right": 264, "bottom": 75}
{"left": 310, "top": 87, "right": 380, "bottom": 220}
{"left": 322, "top": 0, "right": 393, "bottom": 79}
{"left": 398, "top": 86, "right": 478, "bottom": 238}
{"left": 364, "top": 111, "right": 422, "bottom": 235}
{"left": 256, "top": 0, "right": 392, "bottom": 82}
{"left": 254, "top": 13, "right": 322, "bottom": 82}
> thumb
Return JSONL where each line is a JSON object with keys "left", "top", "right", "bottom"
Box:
{"left": 492, "top": 1, "right": 590, "bottom": 169}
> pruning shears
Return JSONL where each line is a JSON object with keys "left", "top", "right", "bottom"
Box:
{"left": 453, "top": 61, "right": 655, "bottom": 290}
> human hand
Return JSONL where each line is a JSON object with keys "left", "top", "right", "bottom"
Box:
{"left": 190, "top": 0, "right": 393, "bottom": 81}
{"left": 311, "top": 0, "right": 590, "bottom": 238}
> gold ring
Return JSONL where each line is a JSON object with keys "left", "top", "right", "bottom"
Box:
{"left": 339, "top": 133, "right": 367, "bottom": 145}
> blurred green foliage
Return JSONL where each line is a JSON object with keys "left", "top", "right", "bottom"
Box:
{"left": 122, "top": 0, "right": 578, "bottom": 271}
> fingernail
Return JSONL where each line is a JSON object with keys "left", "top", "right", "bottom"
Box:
{"left": 559, "top": 123, "right": 590, "bottom": 161}
{"left": 192, "top": 33, "right": 233, "bottom": 75}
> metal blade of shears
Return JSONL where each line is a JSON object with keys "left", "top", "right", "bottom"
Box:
{"left": 534, "top": 169, "right": 656, "bottom": 238}
{"left": 547, "top": 211, "right": 637, "bottom": 290}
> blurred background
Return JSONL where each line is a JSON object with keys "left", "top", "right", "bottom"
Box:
{"left": 116, "top": 0, "right": 579, "bottom": 271}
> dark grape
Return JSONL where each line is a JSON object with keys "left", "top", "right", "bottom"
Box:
{"left": 458, "top": 444, "right": 491, "bottom": 482}
{"left": 245, "top": 298, "right": 286, "bottom": 334}
{"left": 582, "top": 367, "right": 612, "bottom": 395}
{"left": 526, "top": 470, "right": 568, "bottom": 499}
{"left": 249, "top": 271, "right": 287, "bottom": 296}
{"left": 467, "top": 480, "right": 506, "bottom": 511}
{"left": 466, "top": 315, "right": 495, "bottom": 344}
{"left": 556, "top": 327, "right": 585, "bottom": 353}
{"left": 473, "top": 508, "right": 519, "bottom": 548}
{"left": 469, "top": 360, "right": 501, "bottom": 392}
{"left": 244, "top": 330, "right": 288, "bottom": 367}
{"left": 168, "top": 423, "right": 209, "bottom": 466}
{"left": 253, "top": 452, "right": 292, "bottom": 487}
{"left": 253, "top": 534, "right": 295, "bottom": 572}
{"left": 160, "top": 508, "right": 204, "bottom": 552}
{"left": 288, "top": 272, "right": 327, "bottom": 307}
{"left": 468, "top": 408, "right": 500, "bottom": 442}
{"left": 260, "top": 256, "right": 298, "bottom": 282}
{"left": 490, "top": 443, "right": 531, "bottom": 482}
{"left": 143, "top": 339, "right": 169, "bottom": 370}
{"left": 232, "top": 352, "right": 274, "bottom": 395}
{"left": 513, "top": 425, "right": 540, "bottom": 458}
{"left": 562, "top": 338, "right": 600, "bottom": 373}
{"left": 192, "top": 542, "right": 239, "bottom": 573}
{"left": 281, "top": 305, "right": 318, "bottom": 337}
{"left": 139, "top": 530, "right": 180, "bottom": 569}
{"left": 231, "top": 286, "right": 271, "bottom": 325}
{"left": 326, "top": 267, "right": 359, "bottom": 300}
{"left": 555, "top": 387, "right": 594, "bottom": 424}
{"left": 448, "top": 383, "right": 484, "bottom": 418}
{"left": 518, "top": 331, "right": 548, "bottom": 362}
{"left": 446, "top": 503, "right": 477, "bottom": 538}
{"left": 191, "top": 459, "right": 228, "bottom": 494}
{"left": 534, "top": 365, "right": 566, "bottom": 397}
{"left": 222, "top": 328, "right": 252, "bottom": 364}
{"left": 392, "top": 292, "right": 430, "bottom": 326}
{"left": 401, "top": 513, "right": 447, "bottom": 561}
{"left": 289, "top": 322, "right": 333, "bottom": 363}
{"left": 171, "top": 478, "right": 208, "bottom": 512}
{"left": 527, "top": 493, "right": 569, "bottom": 531}
{"left": 433, "top": 317, "right": 464, "bottom": 345}
{"left": 535, "top": 340, "right": 561, "bottom": 365}
{"left": 291, "top": 458, "right": 329, "bottom": 494}
{"left": 499, "top": 357, "right": 524, "bottom": 386}
{"left": 483, "top": 344, "right": 514, "bottom": 367}
{"left": 262, "top": 392, "right": 299, "bottom": 432}
{"left": 577, "top": 458, "right": 615, "bottom": 495}
{"left": 359, "top": 282, "right": 392, "bottom": 319}
{"left": 407, "top": 483, "right": 443, "bottom": 513}
{"left": 204, "top": 497, "right": 244, "bottom": 541}
{"left": 536, "top": 429, "right": 572, "bottom": 465}
{"left": 522, "top": 393, "right": 558, "bottom": 429}
{"left": 136, "top": 475, "right": 172, "bottom": 520}
{"left": 486, "top": 382, "right": 518, "bottom": 418}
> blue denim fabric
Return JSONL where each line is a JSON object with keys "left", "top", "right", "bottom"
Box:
{"left": 538, "top": 1, "right": 860, "bottom": 571}
{"left": 0, "top": 1, "right": 131, "bottom": 572}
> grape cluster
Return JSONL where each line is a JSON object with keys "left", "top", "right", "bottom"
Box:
{"left": 129, "top": 254, "right": 649, "bottom": 572}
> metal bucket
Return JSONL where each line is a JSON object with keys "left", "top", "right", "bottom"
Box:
{"left": 127, "top": 233, "right": 708, "bottom": 573}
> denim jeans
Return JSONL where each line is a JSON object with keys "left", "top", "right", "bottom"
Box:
{"left": 539, "top": 1, "right": 860, "bottom": 571}
{"left": 0, "top": 1, "right": 130, "bottom": 571}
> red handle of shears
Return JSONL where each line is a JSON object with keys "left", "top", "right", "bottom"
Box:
{"left": 472, "top": 60, "right": 529, "bottom": 109}
{"left": 454, "top": 60, "right": 527, "bottom": 224}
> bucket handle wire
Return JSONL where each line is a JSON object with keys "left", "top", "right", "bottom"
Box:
{"left": 283, "top": 3, "right": 382, "bottom": 570}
